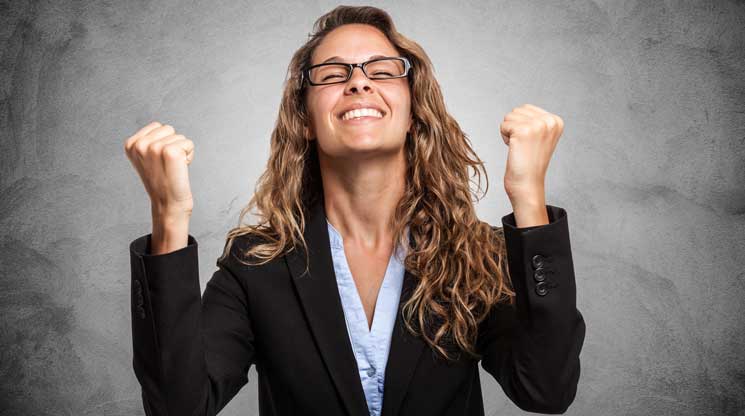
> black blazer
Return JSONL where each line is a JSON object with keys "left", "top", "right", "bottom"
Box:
{"left": 129, "top": 195, "right": 586, "bottom": 416}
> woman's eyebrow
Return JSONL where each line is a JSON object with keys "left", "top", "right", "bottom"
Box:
{"left": 320, "top": 54, "right": 390, "bottom": 64}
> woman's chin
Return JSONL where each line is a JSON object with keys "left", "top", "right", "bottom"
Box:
{"left": 316, "top": 132, "right": 406, "bottom": 158}
{"left": 317, "top": 140, "right": 393, "bottom": 159}
{"left": 343, "top": 139, "right": 405, "bottom": 158}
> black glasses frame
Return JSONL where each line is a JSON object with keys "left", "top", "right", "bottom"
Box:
{"left": 301, "top": 56, "right": 411, "bottom": 86}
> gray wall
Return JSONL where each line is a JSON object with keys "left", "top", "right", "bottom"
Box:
{"left": 1, "top": 1, "right": 744, "bottom": 415}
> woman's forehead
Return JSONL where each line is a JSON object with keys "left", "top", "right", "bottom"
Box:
{"left": 311, "top": 25, "right": 397, "bottom": 65}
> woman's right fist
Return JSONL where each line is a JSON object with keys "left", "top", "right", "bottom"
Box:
{"left": 124, "top": 121, "right": 195, "bottom": 217}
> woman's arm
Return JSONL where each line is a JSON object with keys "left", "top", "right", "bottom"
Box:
{"left": 129, "top": 234, "right": 256, "bottom": 416}
{"left": 477, "top": 205, "right": 586, "bottom": 414}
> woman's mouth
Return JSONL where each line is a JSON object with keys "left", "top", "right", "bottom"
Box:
{"left": 340, "top": 115, "right": 384, "bottom": 124}
{"left": 338, "top": 107, "right": 386, "bottom": 123}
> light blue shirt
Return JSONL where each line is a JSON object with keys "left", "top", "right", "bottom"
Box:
{"left": 327, "top": 219, "right": 408, "bottom": 416}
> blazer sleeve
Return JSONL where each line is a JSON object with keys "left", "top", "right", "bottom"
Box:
{"left": 129, "top": 233, "right": 257, "bottom": 416}
{"left": 477, "top": 205, "right": 586, "bottom": 414}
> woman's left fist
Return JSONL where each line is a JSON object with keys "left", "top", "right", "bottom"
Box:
{"left": 499, "top": 104, "right": 564, "bottom": 203}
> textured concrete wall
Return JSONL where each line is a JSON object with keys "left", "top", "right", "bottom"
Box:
{"left": 1, "top": 1, "right": 744, "bottom": 415}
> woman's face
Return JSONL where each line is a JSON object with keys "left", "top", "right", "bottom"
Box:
{"left": 304, "top": 24, "right": 412, "bottom": 159}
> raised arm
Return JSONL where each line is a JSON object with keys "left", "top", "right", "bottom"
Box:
{"left": 130, "top": 233, "right": 256, "bottom": 416}
{"left": 477, "top": 205, "right": 586, "bottom": 414}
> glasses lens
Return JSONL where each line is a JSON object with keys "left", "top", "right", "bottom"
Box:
{"left": 366, "top": 58, "right": 406, "bottom": 79}
{"left": 309, "top": 64, "right": 349, "bottom": 85}
{"left": 309, "top": 58, "right": 406, "bottom": 85}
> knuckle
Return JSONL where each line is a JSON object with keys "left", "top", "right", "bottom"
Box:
{"left": 133, "top": 140, "right": 149, "bottom": 156}
{"left": 538, "top": 119, "right": 551, "bottom": 133}
{"left": 162, "top": 145, "right": 181, "bottom": 159}
{"left": 149, "top": 140, "right": 165, "bottom": 154}
{"left": 125, "top": 135, "right": 140, "bottom": 150}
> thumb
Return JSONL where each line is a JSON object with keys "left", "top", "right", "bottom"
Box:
{"left": 499, "top": 121, "right": 514, "bottom": 146}
{"left": 180, "top": 139, "right": 195, "bottom": 165}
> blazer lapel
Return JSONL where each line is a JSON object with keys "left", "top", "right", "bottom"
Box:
{"left": 285, "top": 194, "right": 369, "bottom": 416}
{"left": 380, "top": 267, "right": 426, "bottom": 416}
{"left": 285, "top": 193, "right": 426, "bottom": 416}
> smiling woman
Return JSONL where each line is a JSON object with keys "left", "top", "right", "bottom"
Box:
{"left": 125, "top": 5, "right": 586, "bottom": 416}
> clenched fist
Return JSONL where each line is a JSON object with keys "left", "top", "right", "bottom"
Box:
{"left": 124, "top": 121, "right": 195, "bottom": 220}
{"left": 499, "top": 104, "right": 564, "bottom": 205}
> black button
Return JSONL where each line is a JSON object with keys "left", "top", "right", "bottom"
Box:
{"left": 532, "top": 254, "right": 545, "bottom": 269}
{"left": 535, "top": 281, "right": 548, "bottom": 296}
{"left": 534, "top": 269, "right": 547, "bottom": 282}
{"left": 137, "top": 306, "right": 146, "bottom": 319}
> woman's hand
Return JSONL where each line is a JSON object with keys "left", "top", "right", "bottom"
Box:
{"left": 499, "top": 104, "right": 564, "bottom": 206}
{"left": 124, "top": 121, "right": 195, "bottom": 253}
{"left": 124, "top": 121, "right": 195, "bottom": 215}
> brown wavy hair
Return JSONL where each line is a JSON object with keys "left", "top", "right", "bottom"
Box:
{"left": 219, "top": 5, "right": 515, "bottom": 362}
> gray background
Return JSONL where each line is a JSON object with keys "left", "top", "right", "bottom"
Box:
{"left": 1, "top": 0, "right": 744, "bottom": 415}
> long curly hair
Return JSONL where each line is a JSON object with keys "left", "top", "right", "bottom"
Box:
{"left": 219, "top": 5, "right": 515, "bottom": 362}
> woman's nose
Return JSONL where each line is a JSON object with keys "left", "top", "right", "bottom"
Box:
{"left": 345, "top": 66, "right": 373, "bottom": 93}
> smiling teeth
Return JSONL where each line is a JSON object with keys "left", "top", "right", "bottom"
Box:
{"left": 342, "top": 108, "right": 383, "bottom": 120}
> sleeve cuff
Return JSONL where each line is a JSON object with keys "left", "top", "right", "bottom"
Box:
{"left": 129, "top": 233, "right": 200, "bottom": 293}
{"left": 499, "top": 205, "right": 576, "bottom": 320}
{"left": 501, "top": 204, "right": 563, "bottom": 232}
{"left": 129, "top": 234, "right": 198, "bottom": 257}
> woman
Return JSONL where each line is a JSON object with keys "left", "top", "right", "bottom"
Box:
{"left": 124, "top": 5, "right": 585, "bottom": 416}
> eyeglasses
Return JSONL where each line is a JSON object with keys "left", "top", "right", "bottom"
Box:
{"left": 302, "top": 56, "right": 411, "bottom": 86}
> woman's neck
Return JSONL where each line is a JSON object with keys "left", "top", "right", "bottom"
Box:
{"left": 320, "top": 149, "right": 406, "bottom": 251}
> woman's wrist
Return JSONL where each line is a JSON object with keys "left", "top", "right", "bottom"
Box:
{"left": 508, "top": 188, "right": 549, "bottom": 228}
{"left": 151, "top": 206, "right": 191, "bottom": 255}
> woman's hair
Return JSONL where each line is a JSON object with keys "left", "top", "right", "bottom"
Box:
{"left": 219, "top": 5, "right": 515, "bottom": 361}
